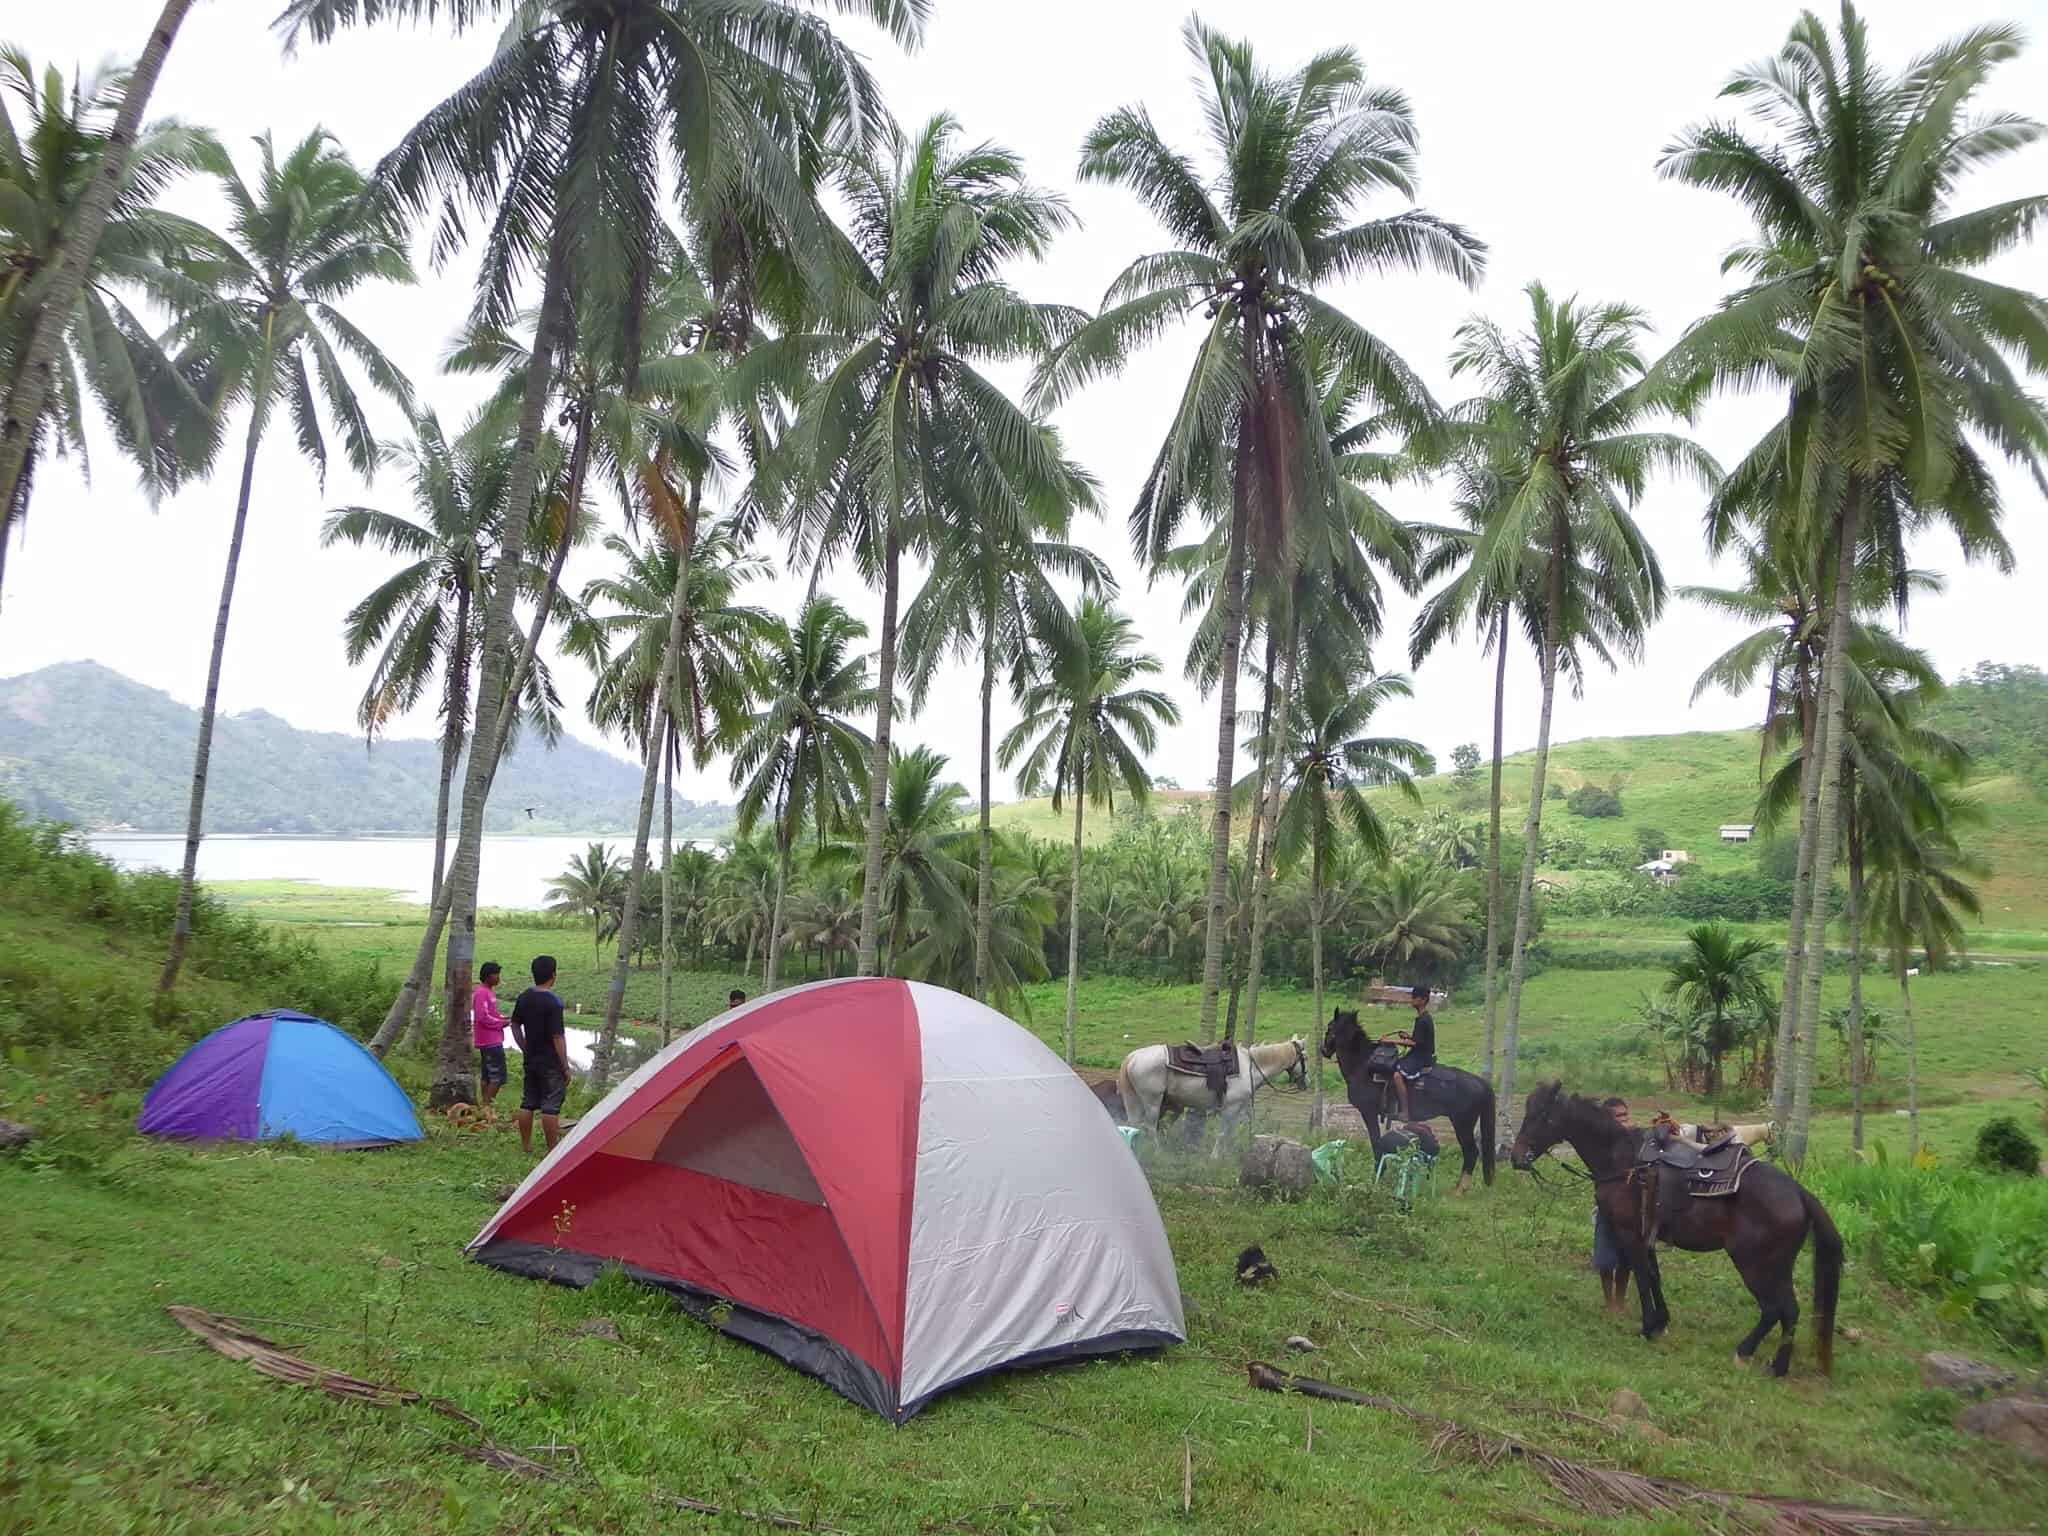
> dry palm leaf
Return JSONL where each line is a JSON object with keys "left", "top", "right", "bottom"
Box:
{"left": 1247, "top": 1364, "right": 2012, "bottom": 1536}
{"left": 166, "top": 1306, "right": 560, "bottom": 1481}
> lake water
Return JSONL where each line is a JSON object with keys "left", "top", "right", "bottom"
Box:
{"left": 83, "top": 832, "right": 703, "bottom": 911}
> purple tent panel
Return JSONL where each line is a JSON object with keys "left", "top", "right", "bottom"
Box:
{"left": 137, "top": 1015, "right": 273, "bottom": 1140}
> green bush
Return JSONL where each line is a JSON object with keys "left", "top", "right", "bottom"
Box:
{"left": 1816, "top": 1159, "right": 2048, "bottom": 1355}
{"left": 1546, "top": 783, "right": 1566, "bottom": 801}
{"left": 1973, "top": 1116, "right": 2042, "bottom": 1176}
{"left": 1566, "top": 784, "right": 1624, "bottom": 818}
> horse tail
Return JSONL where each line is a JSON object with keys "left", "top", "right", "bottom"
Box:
{"left": 1116, "top": 1055, "right": 1141, "bottom": 1127}
{"left": 1480, "top": 1083, "right": 1497, "bottom": 1186}
{"left": 1802, "top": 1183, "right": 1842, "bottom": 1376}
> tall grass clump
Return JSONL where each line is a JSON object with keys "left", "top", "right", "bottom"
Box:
{"left": 1816, "top": 1156, "right": 2048, "bottom": 1356}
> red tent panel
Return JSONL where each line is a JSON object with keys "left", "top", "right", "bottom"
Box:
{"left": 492, "top": 1153, "right": 891, "bottom": 1376}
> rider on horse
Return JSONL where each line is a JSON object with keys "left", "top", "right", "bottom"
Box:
{"left": 1388, "top": 983, "right": 1435, "bottom": 1124}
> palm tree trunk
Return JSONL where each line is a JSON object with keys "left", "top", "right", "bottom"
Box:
{"left": 594, "top": 498, "right": 696, "bottom": 1093}
{"left": 157, "top": 401, "right": 265, "bottom": 996}
{"left": 1900, "top": 970, "right": 1918, "bottom": 1160}
{"left": 767, "top": 785, "right": 792, "bottom": 993}
{"left": 1310, "top": 843, "right": 1326, "bottom": 1131}
{"left": 1483, "top": 605, "right": 1509, "bottom": 1090}
{"left": 375, "top": 241, "right": 571, "bottom": 1087}
{"left": 1709, "top": 1007, "right": 1724, "bottom": 1123}
{"left": 372, "top": 246, "right": 569, "bottom": 1073}
{"left": 1063, "top": 771, "right": 1086, "bottom": 1067}
{"left": 975, "top": 587, "right": 996, "bottom": 1002}
{"left": 1500, "top": 561, "right": 1564, "bottom": 1124}
{"left": 393, "top": 577, "right": 472, "bottom": 1056}
{"left": 1773, "top": 678, "right": 1822, "bottom": 1122}
{"left": 1242, "top": 626, "right": 1298, "bottom": 1048}
{"left": 856, "top": 518, "right": 900, "bottom": 978}
{"left": 0, "top": 0, "right": 195, "bottom": 530}
{"left": 1225, "top": 627, "right": 1279, "bottom": 1045}
{"left": 660, "top": 732, "right": 674, "bottom": 1047}
{"left": 1196, "top": 465, "right": 1253, "bottom": 1037}
{"left": 1847, "top": 815, "right": 1867, "bottom": 1153}
{"left": 1788, "top": 494, "right": 1861, "bottom": 1165}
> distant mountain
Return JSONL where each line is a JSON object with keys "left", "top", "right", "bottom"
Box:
{"left": 0, "top": 661, "right": 734, "bottom": 838}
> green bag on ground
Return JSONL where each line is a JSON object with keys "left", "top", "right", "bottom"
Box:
{"left": 1311, "top": 1139, "right": 1350, "bottom": 1183}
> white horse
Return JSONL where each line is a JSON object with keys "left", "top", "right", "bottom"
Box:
{"left": 1115, "top": 1037, "right": 1308, "bottom": 1136}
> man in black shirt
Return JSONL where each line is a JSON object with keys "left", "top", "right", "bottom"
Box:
{"left": 509, "top": 954, "right": 571, "bottom": 1155}
{"left": 1390, "top": 983, "right": 1436, "bottom": 1125}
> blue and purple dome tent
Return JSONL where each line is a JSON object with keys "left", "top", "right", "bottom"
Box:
{"left": 138, "top": 1010, "right": 422, "bottom": 1147}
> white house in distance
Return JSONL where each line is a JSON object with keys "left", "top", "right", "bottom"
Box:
{"left": 1719, "top": 823, "right": 1755, "bottom": 843}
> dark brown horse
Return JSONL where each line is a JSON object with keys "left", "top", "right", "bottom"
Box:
{"left": 1323, "top": 1009, "right": 1495, "bottom": 1190}
{"left": 1509, "top": 1081, "right": 1842, "bottom": 1377}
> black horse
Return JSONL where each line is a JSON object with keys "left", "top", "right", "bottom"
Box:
{"left": 1510, "top": 1081, "right": 1842, "bottom": 1377}
{"left": 1322, "top": 1009, "right": 1495, "bottom": 1191}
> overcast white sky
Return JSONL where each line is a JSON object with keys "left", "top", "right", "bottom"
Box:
{"left": 7, "top": 0, "right": 2046, "bottom": 804}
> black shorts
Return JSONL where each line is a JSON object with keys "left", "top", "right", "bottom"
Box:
{"left": 477, "top": 1045, "right": 507, "bottom": 1086}
{"left": 521, "top": 1068, "right": 566, "bottom": 1115}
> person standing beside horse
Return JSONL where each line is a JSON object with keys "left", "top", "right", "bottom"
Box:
{"left": 1388, "top": 984, "right": 1435, "bottom": 1125}
{"left": 1593, "top": 1097, "right": 1633, "bottom": 1312}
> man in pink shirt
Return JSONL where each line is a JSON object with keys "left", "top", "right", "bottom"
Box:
{"left": 473, "top": 961, "right": 510, "bottom": 1110}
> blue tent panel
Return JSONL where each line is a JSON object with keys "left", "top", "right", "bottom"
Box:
{"left": 256, "top": 1011, "right": 423, "bottom": 1145}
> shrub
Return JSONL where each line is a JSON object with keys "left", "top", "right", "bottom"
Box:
{"left": 1566, "top": 783, "right": 1624, "bottom": 818}
{"left": 1816, "top": 1159, "right": 2048, "bottom": 1355}
{"left": 1546, "top": 783, "right": 1566, "bottom": 801}
{"left": 1635, "top": 826, "right": 1671, "bottom": 862}
{"left": 1973, "top": 1116, "right": 2042, "bottom": 1176}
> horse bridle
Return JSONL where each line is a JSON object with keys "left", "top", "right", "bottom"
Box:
{"left": 1248, "top": 1039, "right": 1308, "bottom": 1093}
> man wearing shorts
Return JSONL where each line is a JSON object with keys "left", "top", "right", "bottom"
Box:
{"left": 472, "top": 961, "right": 510, "bottom": 1110}
{"left": 1593, "top": 1097, "right": 1632, "bottom": 1311}
{"left": 510, "top": 955, "right": 571, "bottom": 1155}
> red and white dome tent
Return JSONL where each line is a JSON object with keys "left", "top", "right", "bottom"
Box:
{"left": 470, "top": 978, "right": 1184, "bottom": 1420}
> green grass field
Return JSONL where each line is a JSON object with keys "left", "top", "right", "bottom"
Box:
{"left": 6, "top": 864, "right": 2048, "bottom": 1533}
{"left": 7, "top": 1086, "right": 2046, "bottom": 1534}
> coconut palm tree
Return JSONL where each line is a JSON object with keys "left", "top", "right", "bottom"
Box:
{"left": 0, "top": 0, "right": 200, "bottom": 529}
{"left": 726, "top": 598, "right": 875, "bottom": 992}
{"left": 1657, "top": 2, "right": 2048, "bottom": 1161}
{"left": 759, "top": 113, "right": 1079, "bottom": 981}
{"left": 1866, "top": 798, "right": 1985, "bottom": 1161}
{"left": 816, "top": 745, "right": 977, "bottom": 978}
{"left": 155, "top": 129, "right": 414, "bottom": 998}
{"left": 1349, "top": 860, "right": 1476, "bottom": 983}
{"left": 321, "top": 408, "right": 569, "bottom": 1053}
{"left": 1266, "top": 660, "right": 1429, "bottom": 1124}
{"left": 1682, "top": 530, "right": 1943, "bottom": 1113}
{"left": 1001, "top": 598, "right": 1178, "bottom": 1064}
{"left": 901, "top": 433, "right": 1107, "bottom": 1002}
{"left": 0, "top": 49, "right": 216, "bottom": 610}
{"left": 1664, "top": 923, "right": 1774, "bottom": 1120}
{"left": 788, "top": 879, "right": 861, "bottom": 981}
{"left": 1032, "top": 17, "right": 1482, "bottom": 1038}
{"left": 1420, "top": 283, "right": 1711, "bottom": 1117}
{"left": 547, "top": 842, "right": 627, "bottom": 964}
{"left": 285, "top": 0, "right": 914, "bottom": 1095}
{"left": 899, "top": 832, "right": 1057, "bottom": 1009}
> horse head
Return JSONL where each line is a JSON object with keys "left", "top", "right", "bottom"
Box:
{"left": 1322, "top": 1008, "right": 1363, "bottom": 1065}
{"left": 1283, "top": 1035, "right": 1308, "bottom": 1090}
{"left": 1509, "top": 1079, "right": 1569, "bottom": 1170}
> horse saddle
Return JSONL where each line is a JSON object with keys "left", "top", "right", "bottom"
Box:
{"left": 1168, "top": 1041, "right": 1240, "bottom": 1103}
{"left": 1635, "top": 1124, "right": 1754, "bottom": 1198}
{"left": 1364, "top": 1042, "right": 1402, "bottom": 1078}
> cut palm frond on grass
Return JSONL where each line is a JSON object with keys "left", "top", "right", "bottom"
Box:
{"left": 1246, "top": 1364, "right": 2009, "bottom": 1536}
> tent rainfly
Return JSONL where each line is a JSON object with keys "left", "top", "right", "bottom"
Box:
{"left": 470, "top": 978, "right": 1184, "bottom": 1420}
{"left": 137, "top": 1010, "right": 422, "bottom": 1146}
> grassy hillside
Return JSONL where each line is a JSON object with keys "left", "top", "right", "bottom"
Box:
{"left": 987, "top": 725, "right": 2048, "bottom": 928}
